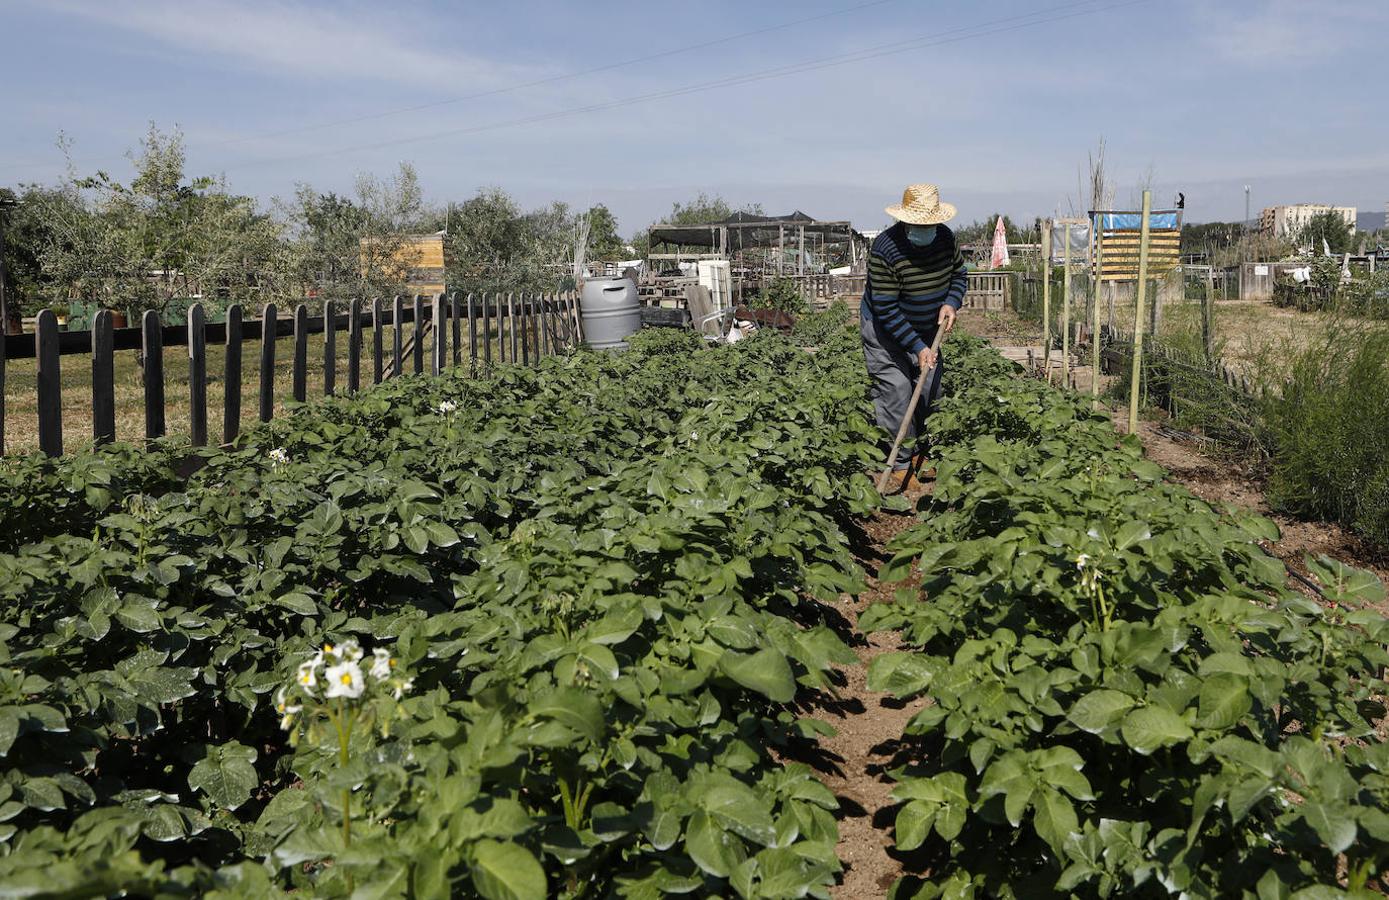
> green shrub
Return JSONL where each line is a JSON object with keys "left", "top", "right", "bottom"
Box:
{"left": 1261, "top": 323, "right": 1389, "bottom": 545}
{"left": 747, "top": 277, "right": 809, "bottom": 316}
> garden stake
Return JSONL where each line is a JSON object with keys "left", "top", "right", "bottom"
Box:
{"left": 876, "top": 327, "right": 947, "bottom": 493}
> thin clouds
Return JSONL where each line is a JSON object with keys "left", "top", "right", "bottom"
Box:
{"left": 1190, "top": 0, "right": 1388, "bottom": 66}
{"left": 40, "top": 0, "right": 538, "bottom": 91}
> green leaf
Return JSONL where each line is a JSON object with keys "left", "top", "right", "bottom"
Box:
{"left": 719, "top": 648, "right": 796, "bottom": 703}
{"left": 685, "top": 810, "right": 742, "bottom": 879}
{"left": 1114, "top": 520, "right": 1152, "bottom": 550}
{"left": 276, "top": 591, "right": 319, "bottom": 616}
{"left": 471, "top": 840, "right": 546, "bottom": 900}
{"left": 1301, "top": 801, "right": 1356, "bottom": 855}
{"left": 895, "top": 800, "right": 937, "bottom": 852}
{"left": 865, "top": 652, "right": 937, "bottom": 698}
{"left": 1306, "top": 554, "right": 1386, "bottom": 605}
{"left": 1121, "top": 706, "right": 1194, "bottom": 755}
{"left": 1032, "top": 788, "right": 1078, "bottom": 856}
{"left": 700, "top": 775, "right": 775, "bottom": 845}
{"left": 116, "top": 600, "right": 162, "bottom": 633}
{"left": 188, "top": 742, "right": 258, "bottom": 811}
{"left": 1197, "top": 673, "right": 1251, "bottom": 730}
{"left": 528, "top": 688, "right": 604, "bottom": 744}
{"left": 1067, "top": 689, "right": 1135, "bottom": 734}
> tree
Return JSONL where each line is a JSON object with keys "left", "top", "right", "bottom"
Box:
{"left": 1298, "top": 210, "right": 1354, "bottom": 255}
{"left": 444, "top": 188, "right": 580, "bottom": 294}
{"left": 953, "top": 214, "right": 1032, "bottom": 246}
{"left": 31, "top": 125, "right": 287, "bottom": 317}
{"left": 583, "top": 204, "right": 626, "bottom": 260}
{"left": 0, "top": 185, "right": 63, "bottom": 317}
{"left": 283, "top": 162, "right": 432, "bottom": 300}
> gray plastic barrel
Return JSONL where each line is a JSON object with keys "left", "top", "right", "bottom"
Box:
{"left": 580, "top": 277, "right": 642, "bottom": 350}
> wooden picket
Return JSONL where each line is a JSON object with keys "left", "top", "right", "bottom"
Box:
{"left": 92, "top": 310, "right": 115, "bottom": 444}
{"left": 224, "top": 304, "right": 243, "bottom": 444}
{"left": 188, "top": 303, "right": 208, "bottom": 447}
{"left": 2, "top": 290, "right": 589, "bottom": 457}
{"left": 142, "top": 311, "right": 165, "bottom": 441}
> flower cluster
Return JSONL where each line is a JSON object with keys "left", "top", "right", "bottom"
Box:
{"left": 1074, "top": 552, "right": 1102, "bottom": 594}
{"left": 435, "top": 400, "right": 458, "bottom": 415}
{"left": 277, "top": 639, "right": 413, "bottom": 732}
{"left": 268, "top": 447, "right": 290, "bottom": 468}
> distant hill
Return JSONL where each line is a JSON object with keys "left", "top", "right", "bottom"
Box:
{"left": 1359, "top": 210, "right": 1386, "bottom": 232}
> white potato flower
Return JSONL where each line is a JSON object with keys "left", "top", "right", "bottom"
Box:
{"left": 370, "top": 648, "right": 393, "bottom": 681}
{"left": 296, "top": 658, "right": 320, "bottom": 690}
{"left": 268, "top": 447, "right": 290, "bottom": 467}
{"left": 436, "top": 400, "right": 458, "bottom": 415}
{"left": 323, "top": 660, "right": 366, "bottom": 700}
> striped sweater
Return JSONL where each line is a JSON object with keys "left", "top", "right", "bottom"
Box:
{"left": 860, "top": 223, "right": 969, "bottom": 355}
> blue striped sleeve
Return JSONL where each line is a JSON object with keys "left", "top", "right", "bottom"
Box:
{"left": 867, "top": 251, "right": 927, "bottom": 355}
{"left": 943, "top": 248, "right": 968, "bottom": 310}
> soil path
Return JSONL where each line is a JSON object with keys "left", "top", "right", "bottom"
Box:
{"left": 795, "top": 488, "right": 935, "bottom": 898}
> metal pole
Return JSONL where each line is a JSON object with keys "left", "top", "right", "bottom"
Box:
{"left": 1041, "top": 220, "right": 1052, "bottom": 382}
{"left": 0, "top": 205, "right": 10, "bottom": 336}
{"left": 1091, "top": 213, "right": 1103, "bottom": 406}
{"left": 1127, "top": 191, "right": 1153, "bottom": 435}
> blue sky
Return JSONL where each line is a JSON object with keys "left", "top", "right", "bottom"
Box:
{"left": 1, "top": 0, "right": 1386, "bottom": 235}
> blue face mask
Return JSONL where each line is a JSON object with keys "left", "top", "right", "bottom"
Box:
{"left": 906, "top": 225, "right": 938, "bottom": 246}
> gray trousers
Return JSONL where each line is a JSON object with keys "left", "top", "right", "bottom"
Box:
{"left": 861, "top": 314, "right": 944, "bottom": 469}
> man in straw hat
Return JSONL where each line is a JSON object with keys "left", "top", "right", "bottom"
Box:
{"left": 861, "top": 183, "right": 968, "bottom": 488}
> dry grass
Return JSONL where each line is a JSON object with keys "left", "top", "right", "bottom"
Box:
{"left": 2, "top": 320, "right": 534, "bottom": 456}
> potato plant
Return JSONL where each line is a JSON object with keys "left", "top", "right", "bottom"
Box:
{"left": 0, "top": 322, "right": 881, "bottom": 898}
{"left": 865, "top": 337, "right": 1389, "bottom": 899}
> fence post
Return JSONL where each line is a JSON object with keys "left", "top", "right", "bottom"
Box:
{"left": 1062, "top": 223, "right": 1072, "bottom": 387}
{"left": 432, "top": 293, "right": 445, "bottom": 376}
{"left": 1202, "top": 267, "right": 1215, "bottom": 362}
{"left": 540, "top": 293, "right": 552, "bottom": 358}
{"left": 35, "top": 309, "right": 62, "bottom": 457}
{"left": 260, "top": 302, "right": 277, "bottom": 422}
{"left": 392, "top": 295, "right": 403, "bottom": 377}
{"left": 520, "top": 294, "right": 530, "bottom": 367}
{"left": 92, "top": 309, "right": 115, "bottom": 444}
{"left": 451, "top": 293, "right": 462, "bottom": 367}
{"left": 1127, "top": 191, "right": 1153, "bottom": 435}
{"left": 507, "top": 293, "right": 518, "bottom": 363}
{"left": 224, "top": 303, "right": 243, "bottom": 443}
{"left": 482, "top": 292, "right": 493, "bottom": 367}
{"left": 1090, "top": 214, "right": 1103, "bottom": 407}
{"left": 372, "top": 298, "right": 384, "bottom": 384}
{"left": 348, "top": 298, "right": 362, "bottom": 394}
{"left": 323, "top": 300, "right": 337, "bottom": 396}
{"left": 1041, "top": 220, "right": 1052, "bottom": 382}
{"left": 293, "top": 304, "right": 308, "bottom": 402}
{"left": 412, "top": 295, "right": 425, "bottom": 374}
{"left": 467, "top": 293, "right": 478, "bottom": 373}
{"left": 188, "top": 303, "right": 208, "bottom": 447}
{"left": 142, "top": 310, "right": 165, "bottom": 441}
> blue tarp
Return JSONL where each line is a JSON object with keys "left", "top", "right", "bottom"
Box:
{"left": 1095, "top": 211, "right": 1181, "bottom": 230}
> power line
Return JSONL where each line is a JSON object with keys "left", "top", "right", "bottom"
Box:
{"left": 205, "top": 0, "right": 902, "bottom": 147}
{"left": 0, "top": 0, "right": 900, "bottom": 174}
{"left": 219, "top": 0, "right": 1151, "bottom": 172}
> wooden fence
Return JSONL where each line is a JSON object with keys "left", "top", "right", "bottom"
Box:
{"left": 963, "top": 272, "right": 1013, "bottom": 310}
{"left": 0, "top": 292, "right": 583, "bottom": 457}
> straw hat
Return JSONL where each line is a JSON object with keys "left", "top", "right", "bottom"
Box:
{"left": 885, "top": 183, "right": 957, "bottom": 225}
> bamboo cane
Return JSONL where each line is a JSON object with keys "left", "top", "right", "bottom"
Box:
{"left": 1127, "top": 191, "right": 1153, "bottom": 434}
